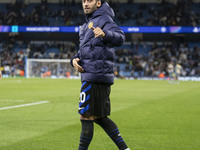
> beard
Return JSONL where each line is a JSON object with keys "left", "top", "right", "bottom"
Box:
{"left": 83, "top": 2, "right": 98, "bottom": 15}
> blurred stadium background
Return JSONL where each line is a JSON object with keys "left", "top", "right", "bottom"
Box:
{"left": 0, "top": 0, "right": 199, "bottom": 79}
{"left": 0, "top": 0, "right": 200, "bottom": 150}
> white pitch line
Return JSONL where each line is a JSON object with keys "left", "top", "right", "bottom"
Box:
{"left": 0, "top": 100, "right": 25, "bottom": 102}
{"left": 0, "top": 101, "right": 49, "bottom": 111}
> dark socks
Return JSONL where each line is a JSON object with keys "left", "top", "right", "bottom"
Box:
{"left": 95, "top": 117, "right": 128, "bottom": 150}
{"left": 78, "top": 120, "right": 94, "bottom": 150}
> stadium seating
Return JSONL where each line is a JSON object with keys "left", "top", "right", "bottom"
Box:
{"left": 0, "top": 0, "right": 199, "bottom": 77}
{"left": 1, "top": 40, "right": 199, "bottom": 77}
{"left": 0, "top": 1, "right": 199, "bottom": 26}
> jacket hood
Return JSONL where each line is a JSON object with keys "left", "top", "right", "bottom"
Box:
{"left": 86, "top": 2, "right": 115, "bottom": 21}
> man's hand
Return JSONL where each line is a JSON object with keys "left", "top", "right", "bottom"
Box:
{"left": 91, "top": 27, "right": 105, "bottom": 38}
{"left": 73, "top": 58, "right": 84, "bottom": 73}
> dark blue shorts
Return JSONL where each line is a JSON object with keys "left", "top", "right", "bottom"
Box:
{"left": 78, "top": 82, "right": 111, "bottom": 117}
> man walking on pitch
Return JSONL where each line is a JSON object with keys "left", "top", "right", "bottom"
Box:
{"left": 71, "top": 0, "right": 130, "bottom": 149}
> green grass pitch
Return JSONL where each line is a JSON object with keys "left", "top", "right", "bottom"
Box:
{"left": 0, "top": 78, "right": 200, "bottom": 150}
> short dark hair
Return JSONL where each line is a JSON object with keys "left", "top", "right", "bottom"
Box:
{"left": 97, "top": 0, "right": 105, "bottom": 3}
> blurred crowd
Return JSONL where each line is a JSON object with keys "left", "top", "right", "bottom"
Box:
{"left": 0, "top": 0, "right": 84, "bottom": 26}
{"left": 0, "top": 0, "right": 200, "bottom": 78}
{"left": 0, "top": 0, "right": 199, "bottom": 26}
{"left": 145, "top": 0, "right": 199, "bottom": 26}
{"left": 0, "top": 34, "right": 78, "bottom": 77}
{"left": 1, "top": 39, "right": 200, "bottom": 77}
{"left": 114, "top": 0, "right": 200, "bottom": 26}
{"left": 115, "top": 42, "right": 200, "bottom": 77}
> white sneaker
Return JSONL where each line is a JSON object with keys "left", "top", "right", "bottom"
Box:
{"left": 125, "top": 148, "right": 131, "bottom": 150}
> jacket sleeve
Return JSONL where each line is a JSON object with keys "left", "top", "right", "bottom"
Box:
{"left": 70, "top": 51, "right": 80, "bottom": 67}
{"left": 101, "top": 16, "right": 125, "bottom": 47}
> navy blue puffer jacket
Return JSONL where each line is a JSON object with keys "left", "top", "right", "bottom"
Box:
{"left": 71, "top": 2, "right": 125, "bottom": 85}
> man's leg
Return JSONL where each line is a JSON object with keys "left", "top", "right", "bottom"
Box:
{"left": 94, "top": 116, "right": 129, "bottom": 150}
{"left": 78, "top": 115, "right": 95, "bottom": 150}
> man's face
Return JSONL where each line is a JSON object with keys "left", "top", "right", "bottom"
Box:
{"left": 82, "top": 0, "right": 100, "bottom": 15}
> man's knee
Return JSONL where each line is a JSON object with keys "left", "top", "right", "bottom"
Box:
{"left": 80, "top": 115, "right": 105, "bottom": 121}
{"left": 80, "top": 115, "right": 95, "bottom": 120}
